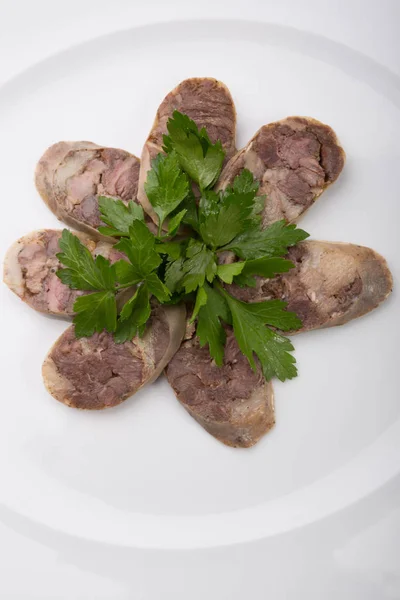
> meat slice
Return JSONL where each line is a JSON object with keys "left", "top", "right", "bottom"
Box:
{"left": 43, "top": 304, "right": 186, "bottom": 409}
{"left": 138, "top": 77, "right": 237, "bottom": 223}
{"left": 166, "top": 329, "right": 275, "bottom": 448}
{"left": 217, "top": 117, "right": 345, "bottom": 226}
{"left": 3, "top": 229, "right": 117, "bottom": 316}
{"left": 227, "top": 241, "right": 393, "bottom": 332}
{"left": 35, "top": 141, "right": 141, "bottom": 240}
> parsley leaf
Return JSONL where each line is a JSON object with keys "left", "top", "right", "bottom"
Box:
{"left": 221, "top": 220, "right": 309, "bottom": 259}
{"left": 196, "top": 283, "right": 231, "bottom": 366}
{"left": 97, "top": 196, "right": 144, "bottom": 237}
{"left": 230, "top": 168, "right": 260, "bottom": 195}
{"left": 163, "top": 110, "right": 225, "bottom": 190}
{"left": 198, "top": 172, "right": 261, "bottom": 250}
{"left": 165, "top": 240, "right": 217, "bottom": 294}
{"left": 56, "top": 230, "right": 116, "bottom": 291}
{"left": 155, "top": 241, "right": 183, "bottom": 260}
{"left": 114, "top": 224, "right": 171, "bottom": 302}
{"left": 190, "top": 286, "right": 208, "bottom": 323}
{"left": 145, "top": 272, "right": 171, "bottom": 302}
{"left": 180, "top": 239, "right": 217, "bottom": 293}
{"left": 113, "top": 259, "right": 142, "bottom": 286}
{"left": 216, "top": 262, "right": 245, "bottom": 284}
{"left": 220, "top": 288, "right": 300, "bottom": 381}
{"left": 233, "top": 257, "right": 294, "bottom": 287}
{"left": 234, "top": 299, "right": 302, "bottom": 331}
{"left": 167, "top": 209, "right": 187, "bottom": 236}
{"left": 144, "top": 151, "right": 189, "bottom": 232}
{"left": 224, "top": 168, "right": 264, "bottom": 224}
{"left": 115, "top": 318, "right": 142, "bottom": 345}
{"left": 198, "top": 189, "right": 254, "bottom": 250}
{"left": 115, "top": 284, "right": 151, "bottom": 343}
{"left": 73, "top": 291, "right": 117, "bottom": 338}
{"left": 114, "top": 221, "right": 161, "bottom": 278}
{"left": 57, "top": 229, "right": 121, "bottom": 336}
{"left": 180, "top": 191, "right": 200, "bottom": 232}
{"left": 165, "top": 257, "right": 185, "bottom": 293}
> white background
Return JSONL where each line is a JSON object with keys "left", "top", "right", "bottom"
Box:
{"left": 0, "top": 1, "right": 399, "bottom": 598}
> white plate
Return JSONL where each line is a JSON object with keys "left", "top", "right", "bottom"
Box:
{"left": 0, "top": 19, "right": 399, "bottom": 551}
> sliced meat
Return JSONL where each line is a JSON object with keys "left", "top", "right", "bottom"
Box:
{"left": 35, "top": 141, "right": 141, "bottom": 240}
{"left": 227, "top": 241, "right": 393, "bottom": 332}
{"left": 3, "top": 229, "right": 117, "bottom": 316}
{"left": 166, "top": 329, "right": 275, "bottom": 448}
{"left": 43, "top": 304, "right": 186, "bottom": 409}
{"left": 138, "top": 78, "right": 237, "bottom": 223}
{"left": 217, "top": 117, "right": 345, "bottom": 226}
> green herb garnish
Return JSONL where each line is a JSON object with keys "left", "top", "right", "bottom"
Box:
{"left": 98, "top": 196, "right": 144, "bottom": 238}
{"left": 57, "top": 111, "right": 309, "bottom": 381}
{"left": 144, "top": 151, "right": 189, "bottom": 236}
{"left": 56, "top": 223, "right": 170, "bottom": 339}
{"left": 163, "top": 110, "right": 225, "bottom": 190}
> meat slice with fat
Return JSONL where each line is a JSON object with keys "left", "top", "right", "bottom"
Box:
{"left": 137, "top": 77, "right": 237, "bottom": 223}
{"left": 227, "top": 241, "right": 393, "bottom": 332}
{"left": 43, "top": 304, "right": 186, "bottom": 409}
{"left": 3, "top": 229, "right": 117, "bottom": 317}
{"left": 166, "top": 329, "right": 274, "bottom": 448}
{"left": 217, "top": 116, "right": 345, "bottom": 226}
{"left": 35, "top": 141, "right": 142, "bottom": 240}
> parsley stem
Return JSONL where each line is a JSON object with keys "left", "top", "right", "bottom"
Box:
{"left": 115, "top": 283, "right": 138, "bottom": 291}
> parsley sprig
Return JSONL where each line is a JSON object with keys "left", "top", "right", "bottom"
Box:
{"left": 57, "top": 111, "right": 310, "bottom": 382}
{"left": 163, "top": 111, "right": 225, "bottom": 190}
{"left": 144, "top": 151, "right": 189, "bottom": 236}
{"left": 56, "top": 223, "right": 170, "bottom": 340}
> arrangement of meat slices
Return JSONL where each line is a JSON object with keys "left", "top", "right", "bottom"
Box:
{"left": 3, "top": 77, "right": 393, "bottom": 448}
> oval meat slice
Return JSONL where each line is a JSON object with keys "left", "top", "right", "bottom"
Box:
{"left": 35, "top": 141, "right": 141, "bottom": 240}
{"left": 227, "top": 241, "right": 393, "bottom": 332}
{"left": 3, "top": 229, "right": 117, "bottom": 317}
{"left": 138, "top": 77, "right": 237, "bottom": 223}
{"left": 217, "top": 117, "right": 345, "bottom": 226}
{"left": 43, "top": 304, "right": 186, "bottom": 409}
{"left": 166, "top": 329, "right": 275, "bottom": 448}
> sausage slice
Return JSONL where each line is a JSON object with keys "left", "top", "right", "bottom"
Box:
{"left": 3, "top": 229, "right": 116, "bottom": 317}
{"left": 217, "top": 117, "right": 345, "bottom": 225}
{"left": 166, "top": 328, "right": 275, "bottom": 448}
{"left": 43, "top": 304, "right": 186, "bottom": 409}
{"left": 137, "top": 77, "right": 237, "bottom": 223}
{"left": 227, "top": 241, "right": 393, "bottom": 332}
{"left": 35, "top": 141, "right": 141, "bottom": 240}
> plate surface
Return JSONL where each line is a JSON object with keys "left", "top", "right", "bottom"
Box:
{"left": 0, "top": 19, "right": 399, "bottom": 549}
